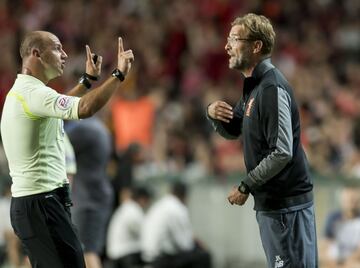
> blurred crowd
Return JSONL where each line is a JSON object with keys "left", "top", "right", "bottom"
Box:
{"left": 0, "top": 0, "right": 359, "bottom": 267}
{"left": 319, "top": 185, "right": 360, "bottom": 268}
{"left": 0, "top": 0, "right": 359, "bottom": 182}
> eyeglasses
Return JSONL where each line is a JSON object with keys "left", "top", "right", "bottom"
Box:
{"left": 226, "top": 36, "right": 253, "bottom": 44}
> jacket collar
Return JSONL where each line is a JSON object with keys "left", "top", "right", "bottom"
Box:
{"left": 242, "top": 58, "right": 274, "bottom": 97}
{"left": 251, "top": 57, "right": 275, "bottom": 80}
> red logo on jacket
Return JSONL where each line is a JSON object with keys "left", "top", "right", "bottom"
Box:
{"left": 245, "top": 98, "right": 255, "bottom": 117}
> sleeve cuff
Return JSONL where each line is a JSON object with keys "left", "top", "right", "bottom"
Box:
{"left": 205, "top": 103, "right": 215, "bottom": 121}
{"left": 72, "top": 97, "right": 81, "bottom": 119}
{"left": 242, "top": 175, "right": 259, "bottom": 191}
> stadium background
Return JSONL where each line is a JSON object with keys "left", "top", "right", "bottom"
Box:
{"left": 0, "top": 0, "right": 359, "bottom": 267}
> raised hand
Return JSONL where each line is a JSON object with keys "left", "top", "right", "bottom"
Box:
{"left": 208, "top": 101, "right": 233, "bottom": 123}
{"left": 85, "top": 45, "right": 102, "bottom": 78}
{"left": 117, "top": 37, "right": 134, "bottom": 77}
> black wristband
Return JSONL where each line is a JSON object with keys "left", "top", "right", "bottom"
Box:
{"left": 84, "top": 73, "right": 99, "bottom": 81}
{"left": 238, "top": 181, "right": 250, "bottom": 194}
{"left": 111, "top": 68, "right": 125, "bottom": 81}
{"left": 79, "top": 74, "right": 92, "bottom": 89}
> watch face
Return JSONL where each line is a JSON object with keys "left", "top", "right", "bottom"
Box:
{"left": 79, "top": 76, "right": 91, "bottom": 89}
{"left": 238, "top": 183, "right": 248, "bottom": 194}
{"left": 112, "top": 69, "right": 120, "bottom": 76}
{"left": 112, "top": 69, "right": 125, "bottom": 81}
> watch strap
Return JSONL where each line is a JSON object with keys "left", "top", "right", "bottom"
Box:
{"left": 79, "top": 74, "right": 92, "bottom": 89}
{"left": 238, "top": 181, "right": 250, "bottom": 194}
{"left": 111, "top": 68, "right": 125, "bottom": 81}
{"left": 84, "top": 72, "right": 98, "bottom": 81}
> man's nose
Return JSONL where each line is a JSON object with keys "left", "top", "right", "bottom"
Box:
{"left": 62, "top": 50, "right": 68, "bottom": 59}
{"left": 225, "top": 42, "right": 230, "bottom": 51}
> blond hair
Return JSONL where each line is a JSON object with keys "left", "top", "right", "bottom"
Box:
{"left": 232, "top": 13, "right": 275, "bottom": 55}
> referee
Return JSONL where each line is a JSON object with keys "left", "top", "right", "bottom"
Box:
{"left": 0, "top": 31, "right": 134, "bottom": 268}
{"left": 207, "top": 14, "right": 318, "bottom": 267}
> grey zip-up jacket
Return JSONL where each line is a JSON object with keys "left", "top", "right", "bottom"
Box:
{"left": 208, "top": 58, "right": 313, "bottom": 211}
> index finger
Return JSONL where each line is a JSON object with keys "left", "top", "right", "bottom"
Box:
{"left": 118, "top": 37, "right": 124, "bottom": 54}
{"left": 85, "top": 45, "right": 92, "bottom": 61}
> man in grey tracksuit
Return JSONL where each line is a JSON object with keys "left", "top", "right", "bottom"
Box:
{"left": 207, "top": 13, "right": 318, "bottom": 268}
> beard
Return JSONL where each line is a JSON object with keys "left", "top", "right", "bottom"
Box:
{"left": 229, "top": 48, "right": 253, "bottom": 72}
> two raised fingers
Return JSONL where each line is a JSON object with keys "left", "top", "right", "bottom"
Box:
{"left": 85, "top": 45, "right": 102, "bottom": 66}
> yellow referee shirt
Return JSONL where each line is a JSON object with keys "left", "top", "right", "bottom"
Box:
{"left": 0, "top": 74, "right": 80, "bottom": 197}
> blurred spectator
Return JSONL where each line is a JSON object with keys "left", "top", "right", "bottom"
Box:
{"left": 63, "top": 132, "right": 77, "bottom": 184}
{"left": 106, "top": 186, "right": 152, "bottom": 268}
{"left": 343, "top": 117, "right": 360, "bottom": 179}
{"left": 66, "top": 117, "right": 114, "bottom": 268}
{"left": 0, "top": 177, "right": 29, "bottom": 268}
{"left": 320, "top": 185, "right": 360, "bottom": 267}
{"left": 0, "top": 138, "right": 9, "bottom": 180}
{"left": 141, "top": 182, "right": 211, "bottom": 268}
{"left": 0, "top": 177, "right": 12, "bottom": 267}
{"left": 111, "top": 94, "right": 155, "bottom": 152}
{"left": 112, "top": 143, "right": 145, "bottom": 208}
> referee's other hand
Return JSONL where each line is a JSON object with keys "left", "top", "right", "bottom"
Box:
{"left": 85, "top": 45, "right": 102, "bottom": 78}
{"left": 117, "top": 37, "right": 134, "bottom": 78}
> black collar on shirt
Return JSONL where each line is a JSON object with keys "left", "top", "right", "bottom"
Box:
{"left": 243, "top": 58, "right": 275, "bottom": 98}
{"left": 243, "top": 77, "right": 258, "bottom": 98}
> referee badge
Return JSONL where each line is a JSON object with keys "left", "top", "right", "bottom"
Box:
{"left": 56, "top": 95, "right": 73, "bottom": 110}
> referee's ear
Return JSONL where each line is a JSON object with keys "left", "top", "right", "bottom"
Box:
{"left": 31, "top": 48, "right": 41, "bottom": 58}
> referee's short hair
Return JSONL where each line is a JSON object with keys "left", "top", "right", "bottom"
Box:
{"left": 20, "top": 31, "right": 52, "bottom": 59}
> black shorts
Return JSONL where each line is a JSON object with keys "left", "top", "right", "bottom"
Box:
{"left": 10, "top": 186, "right": 86, "bottom": 268}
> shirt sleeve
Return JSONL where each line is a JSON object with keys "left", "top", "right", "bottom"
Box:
{"left": 206, "top": 99, "right": 244, "bottom": 139}
{"left": 243, "top": 85, "right": 293, "bottom": 190}
{"left": 27, "top": 86, "right": 80, "bottom": 120}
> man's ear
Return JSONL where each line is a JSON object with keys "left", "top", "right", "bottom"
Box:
{"left": 253, "top": 40, "right": 263, "bottom": 54}
{"left": 31, "top": 48, "right": 41, "bottom": 58}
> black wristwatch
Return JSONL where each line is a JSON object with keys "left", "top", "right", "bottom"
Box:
{"left": 84, "top": 72, "right": 99, "bottom": 81}
{"left": 238, "top": 181, "right": 250, "bottom": 194}
{"left": 79, "top": 75, "right": 91, "bottom": 89}
{"left": 111, "top": 68, "right": 125, "bottom": 81}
